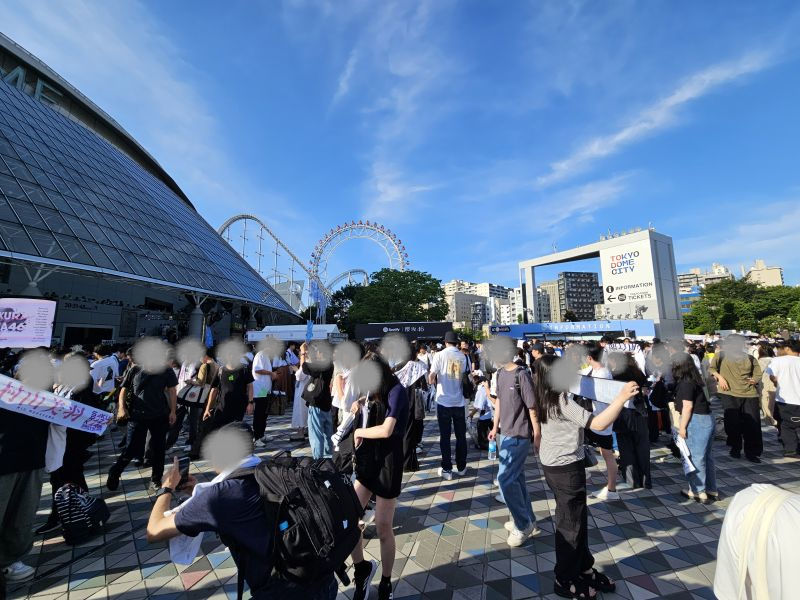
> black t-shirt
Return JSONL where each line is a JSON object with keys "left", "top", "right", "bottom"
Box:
{"left": 123, "top": 366, "right": 179, "bottom": 420}
{"left": 174, "top": 477, "right": 333, "bottom": 598}
{"left": 215, "top": 366, "right": 254, "bottom": 418}
{"left": 0, "top": 409, "right": 48, "bottom": 475}
{"left": 674, "top": 379, "right": 710, "bottom": 415}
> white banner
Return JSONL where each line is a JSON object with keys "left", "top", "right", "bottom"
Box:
{"left": 0, "top": 298, "right": 57, "bottom": 348}
{"left": 0, "top": 373, "right": 112, "bottom": 434}
{"left": 569, "top": 375, "right": 635, "bottom": 408}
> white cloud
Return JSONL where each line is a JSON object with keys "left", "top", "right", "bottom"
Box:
{"left": 537, "top": 51, "right": 774, "bottom": 187}
{"left": 363, "top": 161, "right": 437, "bottom": 222}
{"left": 675, "top": 200, "right": 800, "bottom": 281}
{"left": 331, "top": 48, "right": 358, "bottom": 106}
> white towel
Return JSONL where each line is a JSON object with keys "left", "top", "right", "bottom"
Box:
{"left": 166, "top": 454, "right": 262, "bottom": 564}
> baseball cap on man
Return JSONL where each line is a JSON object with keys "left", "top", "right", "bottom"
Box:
{"left": 444, "top": 331, "right": 459, "bottom": 345}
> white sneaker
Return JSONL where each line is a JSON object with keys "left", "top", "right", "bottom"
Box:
{"left": 454, "top": 467, "right": 468, "bottom": 476}
{"left": 438, "top": 467, "right": 453, "bottom": 481}
{"left": 505, "top": 519, "right": 541, "bottom": 533}
{"left": 3, "top": 561, "right": 35, "bottom": 582}
{"left": 495, "top": 493, "right": 506, "bottom": 504}
{"left": 360, "top": 507, "right": 376, "bottom": 527}
{"left": 493, "top": 478, "right": 499, "bottom": 487}
{"left": 617, "top": 481, "right": 632, "bottom": 491}
{"left": 506, "top": 523, "right": 540, "bottom": 547}
{"left": 254, "top": 438, "right": 267, "bottom": 449}
{"left": 591, "top": 487, "right": 620, "bottom": 501}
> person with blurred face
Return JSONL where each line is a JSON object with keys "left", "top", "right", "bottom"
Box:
{"left": 582, "top": 343, "right": 618, "bottom": 501}
{"left": 202, "top": 349, "right": 254, "bottom": 431}
{"left": 428, "top": 331, "right": 469, "bottom": 480}
{"left": 348, "top": 354, "right": 408, "bottom": 600}
{"left": 146, "top": 424, "right": 337, "bottom": 599}
{"left": 107, "top": 348, "right": 178, "bottom": 494}
{"left": 533, "top": 355, "right": 638, "bottom": 600}
{"left": 302, "top": 341, "right": 334, "bottom": 459}
{"left": 488, "top": 339, "right": 541, "bottom": 547}
{"left": 709, "top": 334, "right": 764, "bottom": 462}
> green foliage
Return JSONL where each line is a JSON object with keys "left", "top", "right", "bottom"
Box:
{"left": 563, "top": 310, "right": 579, "bottom": 322}
{"left": 332, "top": 269, "right": 448, "bottom": 330}
{"left": 455, "top": 327, "right": 486, "bottom": 342}
{"left": 516, "top": 314, "right": 524, "bottom": 324}
{"left": 682, "top": 279, "right": 800, "bottom": 334}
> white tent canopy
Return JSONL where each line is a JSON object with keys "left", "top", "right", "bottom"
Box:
{"left": 245, "top": 324, "right": 341, "bottom": 342}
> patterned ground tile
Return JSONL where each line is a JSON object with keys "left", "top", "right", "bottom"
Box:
{"left": 7, "top": 408, "right": 798, "bottom": 599}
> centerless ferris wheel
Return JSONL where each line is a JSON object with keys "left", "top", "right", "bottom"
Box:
{"left": 309, "top": 220, "right": 410, "bottom": 291}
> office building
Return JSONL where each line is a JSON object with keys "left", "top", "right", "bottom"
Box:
{"left": 0, "top": 34, "right": 297, "bottom": 347}
{"left": 558, "top": 272, "right": 601, "bottom": 321}
{"left": 442, "top": 279, "right": 512, "bottom": 299}
{"left": 745, "top": 259, "right": 784, "bottom": 287}
{"left": 447, "top": 291, "right": 487, "bottom": 323}
{"left": 471, "top": 301, "right": 488, "bottom": 331}
{"left": 680, "top": 286, "right": 702, "bottom": 314}
{"left": 537, "top": 281, "right": 559, "bottom": 322}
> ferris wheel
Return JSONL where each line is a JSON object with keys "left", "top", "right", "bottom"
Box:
{"left": 310, "top": 220, "right": 409, "bottom": 287}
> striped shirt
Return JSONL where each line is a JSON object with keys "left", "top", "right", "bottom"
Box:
{"left": 538, "top": 393, "right": 593, "bottom": 467}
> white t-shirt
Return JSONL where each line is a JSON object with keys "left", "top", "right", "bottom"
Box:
{"left": 766, "top": 355, "right": 800, "bottom": 406}
{"left": 582, "top": 365, "right": 613, "bottom": 435}
{"left": 714, "top": 484, "right": 800, "bottom": 600}
{"left": 251, "top": 351, "right": 273, "bottom": 398}
{"left": 473, "top": 384, "right": 493, "bottom": 421}
{"left": 430, "top": 346, "right": 467, "bottom": 408}
{"left": 90, "top": 355, "right": 119, "bottom": 395}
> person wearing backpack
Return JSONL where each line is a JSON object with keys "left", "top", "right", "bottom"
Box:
{"left": 347, "top": 353, "right": 409, "bottom": 600}
{"left": 709, "top": 334, "right": 764, "bottom": 462}
{"left": 302, "top": 341, "right": 335, "bottom": 459}
{"left": 145, "top": 424, "right": 339, "bottom": 600}
{"left": 487, "top": 340, "right": 541, "bottom": 547}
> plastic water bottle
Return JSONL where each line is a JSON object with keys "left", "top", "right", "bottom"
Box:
{"left": 488, "top": 439, "right": 497, "bottom": 460}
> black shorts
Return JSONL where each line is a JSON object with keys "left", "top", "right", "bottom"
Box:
{"left": 355, "top": 436, "right": 404, "bottom": 499}
{"left": 585, "top": 429, "right": 613, "bottom": 450}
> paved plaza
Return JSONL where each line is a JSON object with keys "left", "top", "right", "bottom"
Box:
{"left": 9, "top": 410, "right": 799, "bottom": 600}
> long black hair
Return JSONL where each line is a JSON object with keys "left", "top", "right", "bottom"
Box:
{"left": 360, "top": 351, "right": 397, "bottom": 405}
{"left": 671, "top": 352, "right": 704, "bottom": 387}
{"left": 533, "top": 354, "right": 563, "bottom": 424}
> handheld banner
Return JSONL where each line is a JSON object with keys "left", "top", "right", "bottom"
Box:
{"left": 0, "top": 373, "right": 112, "bottom": 434}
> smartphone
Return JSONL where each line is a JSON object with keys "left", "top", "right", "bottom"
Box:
{"left": 177, "top": 455, "right": 190, "bottom": 487}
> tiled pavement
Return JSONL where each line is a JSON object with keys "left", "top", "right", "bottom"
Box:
{"left": 9, "top": 407, "right": 800, "bottom": 600}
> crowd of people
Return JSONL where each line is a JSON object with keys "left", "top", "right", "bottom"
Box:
{"left": 1, "top": 330, "right": 799, "bottom": 600}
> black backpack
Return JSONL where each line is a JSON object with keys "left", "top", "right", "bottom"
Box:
{"left": 461, "top": 358, "right": 476, "bottom": 400}
{"left": 228, "top": 453, "right": 363, "bottom": 598}
{"left": 54, "top": 483, "right": 110, "bottom": 545}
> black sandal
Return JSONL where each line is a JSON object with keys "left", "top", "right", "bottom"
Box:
{"left": 554, "top": 577, "right": 596, "bottom": 599}
{"left": 580, "top": 568, "right": 616, "bottom": 593}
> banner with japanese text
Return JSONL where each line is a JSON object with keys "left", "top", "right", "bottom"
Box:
{"left": 0, "top": 373, "right": 112, "bottom": 434}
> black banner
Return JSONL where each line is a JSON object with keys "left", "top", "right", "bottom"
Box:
{"left": 354, "top": 321, "right": 453, "bottom": 341}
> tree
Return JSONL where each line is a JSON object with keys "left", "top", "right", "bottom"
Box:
{"left": 516, "top": 314, "right": 524, "bottom": 324}
{"left": 758, "top": 315, "right": 792, "bottom": 336}
{"left": 325, "top": 284, "right": 361, "bottom": 336}
{"left": 683, "top": 279, "right": 800, "bottom": 334}
{"left": 563, "top": 310, "right": 579, "bottom": 322}
{"left": 347, "top": 268, "right": 448, "bottom": 325}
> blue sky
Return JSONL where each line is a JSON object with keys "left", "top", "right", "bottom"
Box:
{"left": 2, "top": 0, "right": 800, "bottom": 290}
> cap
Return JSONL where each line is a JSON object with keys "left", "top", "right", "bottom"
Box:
{"left": 444, "top": 331, "right": 459, "bottom": 345}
